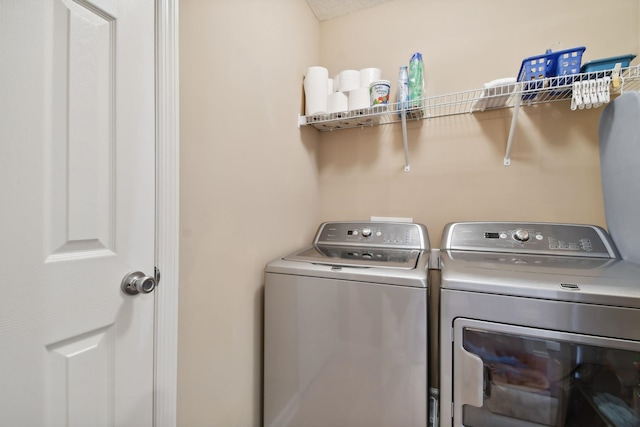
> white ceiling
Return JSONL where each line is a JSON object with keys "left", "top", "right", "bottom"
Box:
{"left": 306, "top": 0, "right": 396, "bottom": 21}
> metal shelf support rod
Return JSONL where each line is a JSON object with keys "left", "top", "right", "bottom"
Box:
{"left": 401, "top": 108, "right": 410, "bottom": 172}
{"left": 504, "top": 88, "right": 523, "bottom": 166}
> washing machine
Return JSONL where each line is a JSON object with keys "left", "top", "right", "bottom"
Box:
{"left": 263, "top": 221, "right": 431, "bottom": 427}
{"left": 438, "top": 221, "right": 640, "bottom": 427}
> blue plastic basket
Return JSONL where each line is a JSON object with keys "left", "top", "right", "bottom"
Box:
{"left": 581, "top": 54, "right": 636, "bottom": 73}
{"left": 554, "top": 48, "right": 586, "bottom": 76}
{"left": 517, "top": 47, "right": 586, "bottom": 99}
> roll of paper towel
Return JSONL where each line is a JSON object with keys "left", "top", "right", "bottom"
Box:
{"left": 304, "top": 66, "right": 329, "bottom": 115}
{"left": 328, "top": 92, "right": 348, "bottom": 113}
{"left": 360, "top": 68, "right": 382, "bottom": 88}
{"left": 348, "top": 87, "right": 370, "bottom": 110}
{"left": 338, "top": 69, "right": 361, "bottom": 93}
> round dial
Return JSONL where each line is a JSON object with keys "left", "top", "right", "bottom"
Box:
{"left": 361, "top": 228, "right": 372, "bottom": 237}
{"left": 513, "top": 228, "right": 530, "bottom": 242}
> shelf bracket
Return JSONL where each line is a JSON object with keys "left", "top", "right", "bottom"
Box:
{"left": 297, "top": 114, "right": 306, "bottom": 128}
{"left": 504, "top": 87, "right": 523, "bottom": 166}
{"left": 401, "top": 108, "right": 410, "bottom": 172}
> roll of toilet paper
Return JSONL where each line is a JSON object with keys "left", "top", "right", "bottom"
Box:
{"left": 348, "top": 87, "right": 370, "bottom": 110}
{"left": 338, "top": 69, "right": 360, "bottom": 93}
{"left": 328, "top": 92, "right": 348, "bottom": 113}
{"left": 304, "top": 66, "right": 329, "bottom": 115}
{"left": 360, "top": 68, "right": 382, "bottom": 88}
{"left": 328, "top": 78, "right": 334, "bottom": 94}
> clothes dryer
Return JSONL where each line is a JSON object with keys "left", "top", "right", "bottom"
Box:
{"left": 264, "top": 221, "right": 430, "bottom": 427}
{"left": 439, "top": 222, "right": 640, "bottom": 427}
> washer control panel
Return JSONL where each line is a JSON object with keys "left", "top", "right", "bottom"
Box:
{"left": 443, "top": 222, "right": 619, "bottom": 258}
{"left": 314, "top": 221, "right": 429, "bottom": 250}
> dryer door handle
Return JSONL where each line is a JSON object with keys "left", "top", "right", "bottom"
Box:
{"left": 454, "top": 346, "right": 485, "bottom": 408}
{"left": 483, "top": 364, "right": 492, "bottom": 398}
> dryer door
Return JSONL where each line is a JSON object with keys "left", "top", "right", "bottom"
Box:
{"left": 452, "top": 319, "right": 640, "bottom": 427}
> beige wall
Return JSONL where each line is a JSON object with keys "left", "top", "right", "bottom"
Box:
{"left": 318, "top": 0, "right": 639, "bottom": 244}
{"left": 178, "top": 0, "right": 639, "bottom": 425}
{"left": 178, "top": 1, "right": 320, "bottom": 426}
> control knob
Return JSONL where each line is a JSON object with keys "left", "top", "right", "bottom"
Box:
{"left": 513, "top": 228, "right": 530, "bottom": 242}
{"left": 361, "top": 228, "right": 372, "bottom": 237}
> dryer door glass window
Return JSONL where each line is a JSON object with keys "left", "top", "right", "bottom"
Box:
{"left": 453, "top": 320, "right": 640, "bottom": 427}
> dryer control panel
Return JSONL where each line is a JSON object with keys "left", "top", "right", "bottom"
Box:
{"left": 442, "top": 222, "right": 619, "bottom": 258}
{"left": 314, "top": 221, "right": 429, "bottom": 250}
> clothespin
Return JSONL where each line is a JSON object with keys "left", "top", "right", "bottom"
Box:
{"left": 571, "top": 81, "right": 582, "bottom": 110}
{"left": 612, "top": 63, "right": 622, "bottom": 90}
{"left": 595, "top": 79, "right": 604, "bottom": 107}
{"left": 603, "top": 76, "right": 611, "bottom": 103}
{"left": 589, "top": 79, "right": 598, "bottom": 107}
{"left": 582, "top": 81, "right": 591, "bottom": 109}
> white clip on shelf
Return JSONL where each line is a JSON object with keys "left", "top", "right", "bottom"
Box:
{"left": 298, "top": 65, "right": 640, "bottom": 167}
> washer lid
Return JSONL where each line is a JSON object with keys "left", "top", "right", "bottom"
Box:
{"left": 284, "top": 245, "right": 422, "bottom": 269}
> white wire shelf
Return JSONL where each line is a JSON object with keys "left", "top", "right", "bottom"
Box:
{"left": 299, "top": 64, "right": 640, "bottom": 132}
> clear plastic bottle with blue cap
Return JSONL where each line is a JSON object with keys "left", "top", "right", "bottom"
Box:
{"left": 397, "top": 65, "right": 409, "bottom": 117}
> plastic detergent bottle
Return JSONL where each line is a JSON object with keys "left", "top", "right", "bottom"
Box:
{"left": 409, "top": 52, "right": 424, "bottom": 106}
{"left": 397, "top": 65, "right": 409, "bottom": 116}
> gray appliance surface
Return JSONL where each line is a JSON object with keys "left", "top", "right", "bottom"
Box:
{"left": 441, "top": 221, "right": 618, "bottom": 258}
{"left": 264, "top": 221, "right": 430, "bottom": 427}
{"left": 282, "top": 220, "right": 429, "bottom": 270}
{"left": 439, "top": 221, "right": 639, "bottom": 307}
{"left": 599, "top": 91, "right": 640, "bottom": 263}
{"left": 440, "top": 250, "right": 640, "bottom": 308}
{"left": 267, "top": 221, "right": 430, "bottom": 287}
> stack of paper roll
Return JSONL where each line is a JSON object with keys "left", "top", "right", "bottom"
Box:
{"left": 303, "top": 66, "right": 386, "bottom": 115}
{"left": 303, "top": 66, "right": 329, "bottom": 115}
{"left": 348, "top": 88, "right": 370, "bottom": 110}
{"left": 360, "top": 68, "right": 381, "bottom": 88}
{"left": 337, "top": 70, "right": 360, "bottom": 92}
{"left": 328, "top": 92, "right": 348, "bottom": 113}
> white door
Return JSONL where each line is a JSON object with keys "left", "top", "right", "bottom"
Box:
{"left": 0, "top": 0, "right": 156, "bottom": 425}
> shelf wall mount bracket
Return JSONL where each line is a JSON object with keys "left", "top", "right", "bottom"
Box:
{"left": 297, "top": 114, "right": 306, "bottom": 128}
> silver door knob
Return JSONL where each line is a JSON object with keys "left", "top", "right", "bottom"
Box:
{"left": 121, "top": 271, "right": 157, "bottom": 295}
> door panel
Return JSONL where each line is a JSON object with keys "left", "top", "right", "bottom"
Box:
{"left": 46, "top": 326, "right": 115, "bottom": 427}
{"left": 0, "top": 0, "right": 155, "bottom": 425}
{"left": 48, "top": 0, "right": 115, "bottom": 259}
